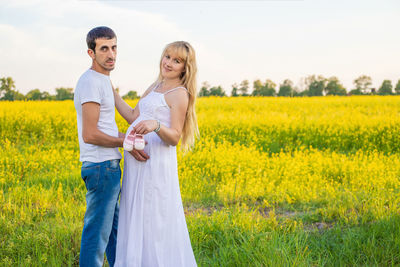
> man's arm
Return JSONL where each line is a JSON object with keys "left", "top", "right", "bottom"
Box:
{"left": 82, "top": 102, "right": 124, "bottom": 147}
{"left": 112, "top": 83, "right": 156, "bottom": 124}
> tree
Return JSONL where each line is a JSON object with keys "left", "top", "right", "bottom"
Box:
{"left": 231, "top": 83, "right": 239, "bottom": 97}
{"left": 26, "top": 89, "right": 45, "bottom": 100}
{"left": 263, "top": 79, "right": 276, "bottom": 96}
{"left": 348, "top": 88, "right": 362, "bottom": 95}
{"left": 239, "top": 80, "right": 249, "bottom": 96}
{"left": 41, "top": 91, "right": 54, "bottom": 100}
{"left": 293, "top": 77, "right": 308, "bottom": 97}
{"left": 1, "top": 77, "right": 25, "bottom": 100}
{"left": 55, "top": 87, "right": 74, "bottom": 100}
{"left": 252, "top": 79, "right": 276, "bottom": 96}
{"left": 2, "top": 89, "right": 25, "bottom": 100}
{"left": 278, "top": 79, "right": 294, "bottom": 96}
{"left": 252, "top": 79, "right": 263, "bottom": 96}
{"left": 199, "top": 82, "right": 210, "bottom": 97}
{"left": 209, "top": 86, "right": 226, "bottom": 96}
{"left": 0, "top": 77, "right": 16, "bottom": 99}
{"left": 325, "top": 77, "right": 347, "bottom": 96}
{"left": 123, "top": 90, "right": 139, "bottom": 100}
{"left": 353, "top": 75, "right": 372, "bottom": 94}
{"left": 305, "top": 75, "right": 326, "bottom": 96}
{"left": 395, "top": 80, "right": 400, "bottom": 95}
{"left": 295, "top": 90, "right": 309, "bottom": 97}
{"left": 378, "top": 80, "right": 393, "bottom": 95}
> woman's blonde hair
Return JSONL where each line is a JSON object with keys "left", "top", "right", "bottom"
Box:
{"left": 156, "top": 41, "right": 199, "bottom": 151}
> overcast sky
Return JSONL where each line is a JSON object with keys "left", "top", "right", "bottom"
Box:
{"left": 1, "top": 0, "right": 399, "bottom": 95}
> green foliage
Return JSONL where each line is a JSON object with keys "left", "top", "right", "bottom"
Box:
{"left": 26, "top": 89, "right": 43, "bottom": 100}
{"left": 2, "top": 89, "right": 25, "bottom": 101}
{"left": 395, "top": 80, "right": 400, "bottom": 95}
{"left": 199, "top": 82, "right": 226, "bottom": 97}
{"left": 294, "top": 90, "right": 309, "bottom": 97}
{"left": 378, "top": 80, "right": 393, "bottom": 95}
{"left": 353, "top": 75, "right": 372, "bottom": 94}
{"left": 231, "top": 80, "right": 250, "bottom": 97}
{"left": 0, "top": 77, "right": 24, "bottom": 101}
{"left": 278, "top": 79, "right": 294, "bottom": 97}
{"left": 122, "top": 90, "right": 139, "bottom": 100}
{"left": 306, "top": 75, "right": 326, "bottom": 96}
{"left": 209, "top": 86, "right": 226, "bottom": 96}
{"left": 230, "top": 84, "right": 239, "bottom": 97}
{"left": 349, "top": 88, "right": 363, "bottom": 95}
{"left": 41, "top": 91, "right": 54, "bottom": 100}
{"left": 239, "top": 80, "right": 249, "bottom": 96}
{"left": 1, "top": 77, "right": 55, "bottom": 101}
{"left": 252, "top": 79, "right": 276, "bottom": 96}
{"left": 0, "top": 77, "right": 16, "bottom": 96}
{"left": 4, "top": 75, "right": 400, "bottom": 102}
{"left": 198, "top": 82, "right": 210, "bottom": 97}
{"left": 55, "top": 87, "right": 74, "bottom": 100}
{"left": 26, "top": 89, "right": 53, "bottom": 100}
{"left": 325, "top": 77, "right": 347, "bottom": 96}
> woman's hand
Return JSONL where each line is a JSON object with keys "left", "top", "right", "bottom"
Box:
{"left": 134, "top": 120, "right": 158, "bottom": 135}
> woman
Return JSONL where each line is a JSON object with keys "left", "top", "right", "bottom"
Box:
{"left": 113, "top": 41, "right": 198, "bottom": 266}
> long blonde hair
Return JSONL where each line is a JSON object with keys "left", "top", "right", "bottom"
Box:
{"left": 156, "top": 41, "right": 199, "bottom": 151}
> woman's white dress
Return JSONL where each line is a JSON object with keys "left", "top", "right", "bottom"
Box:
{"left": 115, "top": 86, "right": 197, "bottom": 267}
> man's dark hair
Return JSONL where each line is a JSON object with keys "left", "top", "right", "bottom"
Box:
{"left": 86, "top": 26, "right": 116, "bottom": 52}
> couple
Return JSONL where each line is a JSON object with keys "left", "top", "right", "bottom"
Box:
{"left": 74, "top": 26, "right": 198, "bottom": 267}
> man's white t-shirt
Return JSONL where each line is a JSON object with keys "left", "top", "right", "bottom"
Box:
{"left": 74, "top": 69, "right": 122, "bottom": 163}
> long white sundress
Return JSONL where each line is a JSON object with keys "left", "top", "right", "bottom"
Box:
{"left": 115, "top": 84, "right": 197, "bottom": 267}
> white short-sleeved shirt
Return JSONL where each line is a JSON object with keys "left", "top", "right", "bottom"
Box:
{"left": 74, "top": 69, "right": 122, "bottom": 163}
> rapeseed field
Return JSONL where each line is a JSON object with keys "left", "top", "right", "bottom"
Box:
{"left": 1, "top": 96, "right": 399, "bottom": 266}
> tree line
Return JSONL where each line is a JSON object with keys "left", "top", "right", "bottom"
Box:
{"left": 1, "top": 75, "right": 400, "bottom": 101}
{"left": 0, "top": 77, "right": 75, "bottom": 101}
{"left": 199, "top": 75, "right": 400, "bottom": 97}
{"left": 0, "top": 77, "right": 139, "bottom": 101}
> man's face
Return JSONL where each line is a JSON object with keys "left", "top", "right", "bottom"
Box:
{"left": 89, "top": 37, "right": 117, "bottom": 73}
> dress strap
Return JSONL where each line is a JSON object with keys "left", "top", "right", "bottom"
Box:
{"left": 163, "top": 86, "right": 188, "bottom": 95}
{"left": 152, "top": 82, "right": 162, "bottom": 91}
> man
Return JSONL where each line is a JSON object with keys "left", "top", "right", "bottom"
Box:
{"left": 74, "top": 26, "right": 148, "bottom": 267}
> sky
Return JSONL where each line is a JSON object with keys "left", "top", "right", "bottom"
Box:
{"left": 1, "top": 0, "right": 400, "bottom": 96}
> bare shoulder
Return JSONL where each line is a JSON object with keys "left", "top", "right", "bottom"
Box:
{"left": 165, "top": 88, "right": 189, "bottom": 109}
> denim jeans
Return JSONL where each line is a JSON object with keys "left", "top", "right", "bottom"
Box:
{"left": 79, "top": 159, "right": 121, "bottom": 267}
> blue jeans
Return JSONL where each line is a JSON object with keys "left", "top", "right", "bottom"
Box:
{"left": 79, "top": 159, "right": 121, "bottom": 267}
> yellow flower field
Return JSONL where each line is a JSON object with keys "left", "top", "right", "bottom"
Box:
{"left": 1, "top": 96, "right": 399, "bottom": 266}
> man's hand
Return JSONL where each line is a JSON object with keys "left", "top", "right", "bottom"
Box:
{"left": 129, "top": 149, "right": 150, "bottom": 162}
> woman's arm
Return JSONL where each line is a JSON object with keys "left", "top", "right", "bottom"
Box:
{"left": 134, "top": 89, "right": 189, "bottom": 146}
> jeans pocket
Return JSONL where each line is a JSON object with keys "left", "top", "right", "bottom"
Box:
{"left": 81, "top": 165, "right": 100, "bottom": 191}
{"left": 106, "top": 159, "right": 121, "bottom": 172}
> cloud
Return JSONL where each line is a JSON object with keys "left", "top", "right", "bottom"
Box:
{"left": 1, "top": 0, "right": 399, "bottom": 95}
{"left": 0, "top": 0, "right": 189, "bottom": 94}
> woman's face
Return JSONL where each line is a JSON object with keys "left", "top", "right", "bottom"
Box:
{"left": 161, "top": 50, "right": 185, "bottom": 80}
